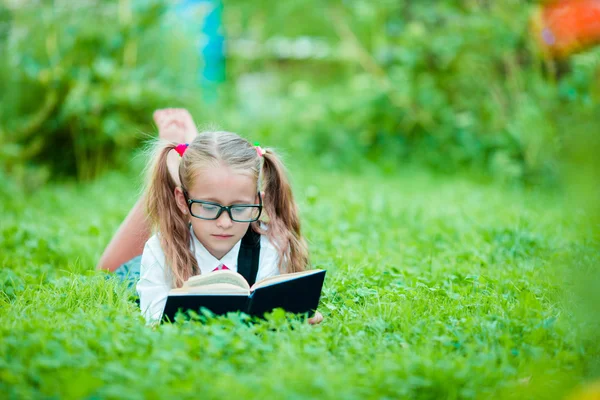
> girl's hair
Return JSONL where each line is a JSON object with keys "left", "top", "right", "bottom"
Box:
{"left": 145, "top": 131, "right": 309, "bottom": 288}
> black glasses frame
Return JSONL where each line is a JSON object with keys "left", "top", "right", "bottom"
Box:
{"left": 183, "top": 190, "right": 263, "bottom": 222}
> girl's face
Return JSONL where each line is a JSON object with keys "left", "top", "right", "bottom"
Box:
{"left": 175, "top": 164, "right": 259, "bottom": 260}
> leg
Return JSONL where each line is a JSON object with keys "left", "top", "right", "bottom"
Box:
{"left": 155, "top": 108, "right": 199, "bottom": 186}
{"left": 97, "top": 108, "right": 199, "bottom": 272}
{"left": 97, "top": 198, "right": 150, "bottom": 272}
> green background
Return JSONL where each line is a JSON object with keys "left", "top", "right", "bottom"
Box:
{"left": 0, "top": 1, "right": 598, "bottom": 399}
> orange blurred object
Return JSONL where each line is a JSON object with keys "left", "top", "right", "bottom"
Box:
{"left": 532, "top": 0, "right": 600, "bottom": 57}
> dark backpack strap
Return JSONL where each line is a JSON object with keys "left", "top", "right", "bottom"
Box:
{"left": 237, "top": 226, "right": 261, "bottom": 286}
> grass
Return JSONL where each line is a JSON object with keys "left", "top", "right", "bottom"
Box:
{"left": 0, "top": 161, "right": 598, "bottom": 399}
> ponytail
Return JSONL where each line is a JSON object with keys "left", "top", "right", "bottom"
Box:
{"left": 258, "top": 149, "right": 309, "bottom": 273}
{"left": 146, "top": 142, "right": 199, "bottom": 288}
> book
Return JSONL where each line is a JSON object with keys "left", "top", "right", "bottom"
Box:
{"left": 161, "top": 269, "right": 326, "bottom": 322}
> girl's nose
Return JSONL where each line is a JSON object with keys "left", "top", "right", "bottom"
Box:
{"left": 216, "top": 210, "right": 233, "bottom": 228}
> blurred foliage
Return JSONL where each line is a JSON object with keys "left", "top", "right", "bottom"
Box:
{"left": 558, "top": 73, "right": 600, "bottom": 378}
{"left": 1, "top": 0, "right": 600, "bottom": 185}
{"left": 0, "top": 0, "right": 202, "bottom": 185}
{"left": 222, "top": 0, "right": 600, "bottom": 184}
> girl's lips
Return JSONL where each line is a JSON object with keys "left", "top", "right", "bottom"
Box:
{"left": 212, "top": 234, "right": 233, "bottom": 239}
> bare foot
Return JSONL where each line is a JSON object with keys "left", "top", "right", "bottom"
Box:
{"left": 153, "top": 108, "right": 199, "bottom": 186}
{"left": 153, "top": 108, "right": 199, "bottom": 143}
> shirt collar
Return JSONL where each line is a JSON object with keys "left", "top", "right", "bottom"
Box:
{"left": 189, "top": 226, "right": 242, "bottom": 273}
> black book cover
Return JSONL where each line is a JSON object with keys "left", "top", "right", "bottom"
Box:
{"left": 161, "top": 270, "right": 326, "bottom": 322}
{"left": 247, "top": 270, "right": 326, "bottom": 316}
{"left": 162, "top": 294, "right": 249, "bottom": 322}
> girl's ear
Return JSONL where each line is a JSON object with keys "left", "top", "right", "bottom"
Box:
{"left": 174, "top": 187, "right": 189, "bottom": 216}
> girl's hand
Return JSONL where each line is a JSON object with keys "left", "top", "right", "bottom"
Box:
{"left": 308, "top": 311, "right": 323, "bottom": 325}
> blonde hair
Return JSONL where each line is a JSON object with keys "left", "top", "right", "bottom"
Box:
{"left": 145, "top": 131, "right": 308, "bottom": 288}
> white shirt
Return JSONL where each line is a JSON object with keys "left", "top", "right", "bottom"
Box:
{"left": 136, "top": 226, "right": 280, "bottom": 322}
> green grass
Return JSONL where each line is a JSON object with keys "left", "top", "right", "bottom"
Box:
{"left": 0, "top": 162, "right": 597, "bottom": 399}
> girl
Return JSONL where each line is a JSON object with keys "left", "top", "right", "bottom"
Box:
{"left": 98, "top": 109, "right": 323, "bottom": 325}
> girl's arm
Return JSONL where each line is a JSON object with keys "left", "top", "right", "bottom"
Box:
{"left": 137, "top": 240, "right": 171, "bottom": 323}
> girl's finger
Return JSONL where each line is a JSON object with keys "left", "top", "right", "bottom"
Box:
{"left": 308, "top": 312, "right": 323, "bottom": 325}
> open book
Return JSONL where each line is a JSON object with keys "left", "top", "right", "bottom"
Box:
{"left": 162, "top": 269, "right": 326, "bottom": 322}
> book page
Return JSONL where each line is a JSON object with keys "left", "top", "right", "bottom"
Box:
{"left": 250, "top": 269, "right": 324, "bottom": 291}
{"left": 183, "top": 270, "right": 250, "bottom": 290}
{"left": 170, "top": 283, "right": 250, "bottom": 296}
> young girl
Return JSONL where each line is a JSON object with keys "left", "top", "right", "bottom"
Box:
{"left": 98, "top": 109, "right": 323, "bottom": 324}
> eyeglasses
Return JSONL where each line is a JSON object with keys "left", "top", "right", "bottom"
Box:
{"left": 184, "top": 191, "right": 263, "bottom": 222}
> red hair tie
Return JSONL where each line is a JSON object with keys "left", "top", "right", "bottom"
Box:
{"left": 254, "top": 142, "right": 264, "bottom": 157}
{"left": 174, "top": 143, "right": 189, "bottom": 157}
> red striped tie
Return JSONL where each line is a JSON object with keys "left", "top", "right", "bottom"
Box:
{"left": 212, "top": 264, "right": 230, "bottom": 272}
